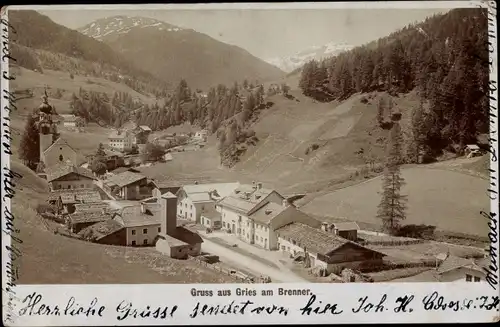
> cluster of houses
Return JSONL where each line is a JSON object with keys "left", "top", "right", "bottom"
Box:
{"left": 107, "top": 124, "right": 152, "bottom": 153}
{"left": 35, "top": 93, "right": 490, "bottom": 282}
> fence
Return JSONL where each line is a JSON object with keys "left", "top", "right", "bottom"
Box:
{"left": 192, "top": 256, "right": 254, "bottom": 283}
{"left": 359, "top": 238, "right": 425, "bottom": 246}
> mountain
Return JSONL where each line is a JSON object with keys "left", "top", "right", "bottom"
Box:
{"left": 8, "top": 10, "right": 167, "bottom": 95}
{"left": 266, "top": 42, "right": 354, "bottom": 73}
{"left": 78, "top": 16, "right": 285, "bottom": 90}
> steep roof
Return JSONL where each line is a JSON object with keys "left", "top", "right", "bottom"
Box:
{"left": 68, "top": 212, "right": 112, "bottom": 225}
{"left": 46, "top": 164, "right": 95, "bottom": 182}
{"left": 78, "top": 219, "right": 124, "bottom": 241}
{"left": 105, "top": 171, "right": 147, "bottom": 188}
{"left": 74, "top": 202, "right": 110, "bottom": 213}
{"left": 249, "top": 202, "right": 287, "bottom": 225}
{"left": 108, "top": 130, "right": 129, "bottom": 139}
{"left": 53, "top": 189, "right": 102, "bottom": 204}
{"left": 276, "top": 222, "right": 382, "bottom": 257}
{"left": 218, "top": 184, "right": 281, "bottom": 214}
{"left": 114, "top": 205, "right": 161, "bottom": 228}
{"left": 43, "top": 137, "right": 76, "bottom": 155}
{"left": 276, "top": 222, "right": 347, "bottom": 255}
{"left": 437, "top": 255, "right": 483, "bottom": 274}
{"left": 138, "top": 125, "right": 152, "bottom": 132}
{"left": 181, "top": 182, "right": 239, "bottom": 198}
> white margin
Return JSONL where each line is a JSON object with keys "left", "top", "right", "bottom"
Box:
{"left": 1, "top": 1, "right": 499, "bottom": 326}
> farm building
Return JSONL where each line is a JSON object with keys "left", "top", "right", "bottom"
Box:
{"left": 176, "top": 182, "right": 240, "bottom": 223}
{"left": 103, "top": 171, "right": 151, "bottom": 200}
{"left": 112, "top": 204, "right": 162, "bottom": 246}
{"left": 437, "top": 255, "right": 488, "bottom": 283}
{"left": 156, "top": 192, "right": 204, "bottom": 259}
{"left": 79, "top": 220, "right": 126, "bottom": 245}
{"left": 320, "top": 221, "right": 359, "bottom": 241}
{"left": 46, "top": 164, "right": 95, "bottom": 191}
{"left": 48, "top": 189, "right": 102, "bottom": 214}
{"left": 276, "top": 222, "right": 386, "bottom": 275}
{"left": 66, "top": 211, "right": 112, "bottom": 234}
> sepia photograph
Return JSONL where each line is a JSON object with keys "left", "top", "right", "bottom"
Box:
{"left": 4, "top": 3, "right": 494, "bottom": 289}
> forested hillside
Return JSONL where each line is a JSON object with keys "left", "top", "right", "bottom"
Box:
{"left": 299, "top": 8, "right": 488, "bottom": 161}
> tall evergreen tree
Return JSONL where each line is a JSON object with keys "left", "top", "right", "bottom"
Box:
{"left": 19, "top": 113, "right": 40, "bottom": 170}
{"left": 376, "top": 118, "right": 407, "bottom": 234}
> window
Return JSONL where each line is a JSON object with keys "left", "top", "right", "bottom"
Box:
{"left": 247, "top": 221, "right": 249, "bottom": 227}
{"left": 131, "top": 229, "right": 136, "bottom": 235}
{"left": 59, "top": 154, "right": 63, "bottom": 162}
{"left": 465, "top": 274, "right": 472, "bottom": 282}
{"left": 131, "top": 241, "right": 136, "bottom": 246}
{"left": 223, "top": 222, "right": 226, "bottom": 227}
{"left": 191, "top": 205, "right": 193, "bottom": 209}
{"left": 180, "top": 209, "right": 182, "bottom": 214}
{"left": 81, "top": 184, "right": 84, "bottom": 188}
{"left": 143, "top": 239, "right": 148, "bottom": 245}
{"left": 190, "top": 213, "right": 192, "bottom": 218}
{"left": 474, "top": 276, "right": 481, "bottom": 282}
{"left": 158, "top": 227, "right": 161, "bottom": 233}
{"left": 143, "top": 228, "right": 148, "bottom": 234}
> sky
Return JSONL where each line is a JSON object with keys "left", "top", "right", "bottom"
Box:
{"left": 39, "top": 8, "right": 450, "bottom": 60}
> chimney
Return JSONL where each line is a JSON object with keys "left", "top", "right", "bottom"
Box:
{"left": 140, "top": 202, "right": 146, "bottom": 214}
{"left": 160, "top": 192, "right": 178, "bottom": 236}
{"left": 282, "top": 199, "right": 289, "bottom": 207}
{"left": 321, "top": 222, "right": 328, "bottom": 232}
{"left": 194, "top": 181, "right": 198, "bottom": 185}
{"left": 257, "top": 182, "right": 262, "bottom": 189}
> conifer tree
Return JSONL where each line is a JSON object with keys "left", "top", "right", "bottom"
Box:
{"left": 376, "top": 117, "right": 407, "bottom": 234}
{"left": 19, "top": 113, "right": 40, "bottom": 170}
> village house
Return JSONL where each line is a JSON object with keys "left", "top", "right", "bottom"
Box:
{"left": 150, "top": 180, "right": 181, "bottom": 199}
{"left": 78, "top": 219, "right": 126, "bottom": 245}
{"left": 176, "top": 182, "right": 240, "bottom": 223}
{"left": 103, "top": 171, "right": 150, "bottom": 200}
{"left": 156, "top": 192, "right": 204, "bottom": 259}
{"left": 87, "top": 149, "right": 125, "bottom": 172}
{"left": 48, "top": 189, "right": 102, "bottom": 214}
{"left": 46, "top": 164, "right": 96, "bottom": 191}
{"left": 275, "top": 222, "right": 386, "bottom": 275}
{"left": 112, "top": 204, "right": 162, "bottom": 246}
{"left": 436, "top": 255, "right": 488, "bottom": 283}
{"left": 194, "top": 130, "right": 208, "bottom": 142}
{"left": 131, "top": 125, "right": 152, "bottom": 145}
{"left": 66, "top": 211, "right": 112, "bottom": 234}
{"left": 108, "top": 130, "right": 133, "bottom": 152}
{"left": 200, "top": 206, "right": 222, "bottom": 230}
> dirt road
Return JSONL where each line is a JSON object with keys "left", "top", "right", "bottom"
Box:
{"left": 201, "top": 238, "right": 309, "bottom": 283}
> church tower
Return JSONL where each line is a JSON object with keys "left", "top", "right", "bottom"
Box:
{"left": 38, "top": 88, "right": 58, "bottom": 165}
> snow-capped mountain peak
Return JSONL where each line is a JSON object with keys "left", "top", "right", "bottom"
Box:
{"left": 266, "top": 42, "right": 354, "bottom": 73}
{"left": 78, "top": 16, "right": 184, "bottom": 40}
